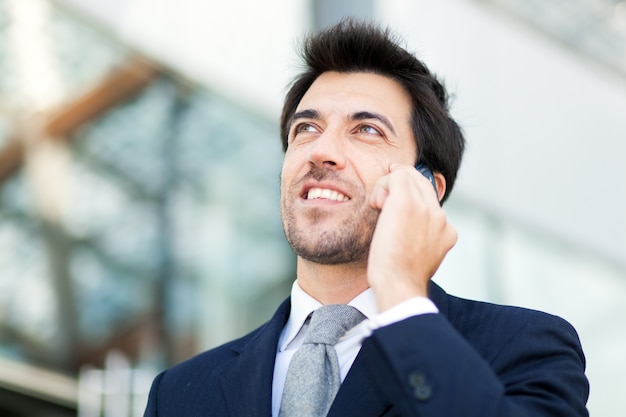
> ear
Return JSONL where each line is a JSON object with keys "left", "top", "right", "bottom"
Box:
{"left": 433, "top": 172, "right": 446, "bottom": 203}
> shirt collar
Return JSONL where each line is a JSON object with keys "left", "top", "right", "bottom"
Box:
{"left": 278, "top": 280, "right": 379, "bottom": 351}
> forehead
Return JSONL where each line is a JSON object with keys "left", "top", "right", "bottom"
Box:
{"left": 296, "top": 71, "right": 412, "bottom": 122}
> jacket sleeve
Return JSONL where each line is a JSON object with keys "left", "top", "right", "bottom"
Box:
{"left": 360, "top": 313, "right": 589, "bottom": 417}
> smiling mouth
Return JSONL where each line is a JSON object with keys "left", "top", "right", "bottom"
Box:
{"left": 306, "top": 187, "right": 350, "bottom": 202}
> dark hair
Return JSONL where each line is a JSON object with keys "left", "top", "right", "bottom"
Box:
{"left": 280, "top": 19, "right": 465, "bottom": 203}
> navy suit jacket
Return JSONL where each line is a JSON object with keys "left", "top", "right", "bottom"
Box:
{"left": 144, "top": 282, "right": 589, "bottom": 416}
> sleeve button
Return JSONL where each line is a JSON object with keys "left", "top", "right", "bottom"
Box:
{"left": 413, "top": 384, "right": 432, "bottom": 400}
{"left": 408, "top": 371, "right": 432, "bottom": 401}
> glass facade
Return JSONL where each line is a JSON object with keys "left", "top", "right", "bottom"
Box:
{"left": 0, "top": 0, "right": 293, "bottom": 386}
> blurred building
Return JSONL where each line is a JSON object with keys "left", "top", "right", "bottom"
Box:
{"left": 0, "top": 0, "right": 624, "bottom": 415}
{"left": 0, "top": 0, "right": 293, "bottom": 414}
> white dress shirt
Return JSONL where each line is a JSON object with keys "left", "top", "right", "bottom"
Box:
{"left": 271, "top": 280, "right": 439, "bottom": 417}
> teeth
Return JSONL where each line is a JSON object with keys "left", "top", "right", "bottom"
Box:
{"left": 307, "top": 187, "right": 349, "bottom": 202}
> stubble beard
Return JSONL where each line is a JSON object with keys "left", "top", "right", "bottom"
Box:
{"left": 280, "top": 168, "right": 379, "bottom": 265}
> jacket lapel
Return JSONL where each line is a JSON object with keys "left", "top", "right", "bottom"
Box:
{"left": 219, "top": 299, "right": 290, "bottom": 417}
{"left": 327, "top": 347, "right": 391, "bottom": 417}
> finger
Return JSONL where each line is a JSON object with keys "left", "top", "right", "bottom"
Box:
{"left": 405, "top": 166, "right": 441, "bottom": 208}
{"left": 386, "top": 164, "right": 437, "bottom": 208}
{"left": 370, "top": 175, "right": 390, "bottom": 210}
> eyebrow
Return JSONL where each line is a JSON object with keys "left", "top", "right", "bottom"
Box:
{"left": 351, "top": 111, "right": 396, "bottom": 135}
{"left": 290, "top": 109, "right": 321, "bottom": 127}
{"left": 289, "top": 109, "right": 397, "bottom": 135}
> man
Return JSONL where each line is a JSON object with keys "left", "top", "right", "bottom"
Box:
{"left": 144, "top": 19, "right": 589, "bottom": 417}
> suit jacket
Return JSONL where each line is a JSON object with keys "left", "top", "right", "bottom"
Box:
{"left": 144, "top": 282, "right": 589, "bottom": 416}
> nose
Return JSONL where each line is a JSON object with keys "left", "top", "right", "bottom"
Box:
{"left": 307, "top": 129, "right": 346, "bottom": 170}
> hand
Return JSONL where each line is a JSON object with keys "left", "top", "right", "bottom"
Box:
{"left": 367, "top": 164, "right": 457, "bottom": 311}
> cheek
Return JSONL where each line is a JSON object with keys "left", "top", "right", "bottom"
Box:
{"left": 280, "top": 150, "right": 304, "bottom": 189}
{"left": 279, "top": 166, "right": 292, "bottom": 197}
{"left": 349, "top": 153, "right": 389, "bottom": 194}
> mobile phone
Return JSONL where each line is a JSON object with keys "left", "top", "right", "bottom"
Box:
{"left": 415, "top": 162, "right": 438, "bottom": 195}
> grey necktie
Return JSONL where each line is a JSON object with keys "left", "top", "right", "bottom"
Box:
{"left": 279, "top": 304, "right": 366, "bottom": 417}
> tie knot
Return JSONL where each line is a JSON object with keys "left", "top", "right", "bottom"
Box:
{"left": 303, "top": 304, "right": 366, "bottom": 346}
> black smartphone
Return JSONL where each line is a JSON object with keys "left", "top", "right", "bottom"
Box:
{"left": 415, "top": 162, "right": 438, "bottom": 195}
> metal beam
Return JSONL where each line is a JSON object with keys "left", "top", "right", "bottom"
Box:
{"left": 0, "top": 56, "right": 158, "bottom": 185}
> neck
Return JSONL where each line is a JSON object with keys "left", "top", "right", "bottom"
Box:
{"left": 296, "top": 257, "right": 370, "bottom": 305}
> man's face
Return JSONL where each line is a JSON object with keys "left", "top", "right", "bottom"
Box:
{"left": 280, "top": 71, "right": 417, "bottom": 265}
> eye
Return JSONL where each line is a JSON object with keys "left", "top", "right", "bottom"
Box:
{"left": 356, "top": 124, "right": 382, "bottom": 136}
{"left": 294, "top": 123, "right": 318, "bottom": 134}
{"left": 288, "top": 122, "right": 319, "bottom": 144}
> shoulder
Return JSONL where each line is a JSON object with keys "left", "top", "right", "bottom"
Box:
{"left": 154, "top": 298, "right": 290, "bottom": 389}
{"left": 156, "top": 322, "right": 266, "bottom": 386}
{"left": 430, "top": 281, "right": 578, "bottom": 339}
{"left": 446, "top": 291, "right": 577, "bottom": 332}
{"left": 443, "top": 292, "right": 584, "bottom": 363}
{"left": 144, "top": 327, "right": 267, "bottom": 416}
{"left": 144, "top": 299, "right": 290, "bottom": 414}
